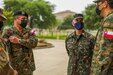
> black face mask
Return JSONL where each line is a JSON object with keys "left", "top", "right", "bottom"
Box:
{"left": 0, "top": 21, "right": 3, "bottom": 30}
{"left": 96, "top": 4, "right": 103, "bottom": 16}
{"left": 20, "top": 20, "right": 27, "bottom": 28}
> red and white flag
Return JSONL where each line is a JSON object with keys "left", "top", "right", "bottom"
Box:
{"left": 104, "top": 31, "right": 113, "bottom": 38}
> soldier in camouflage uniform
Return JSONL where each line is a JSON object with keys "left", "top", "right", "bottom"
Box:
{"left": 91, "top": 0, "right": 113, "bottom": 75}
{"left": 65, "top": 14, "right": 95, "bottom": 75}
{"left": 2, "top": 11, "right": 38, "bottom": 75}
{"left": 0, "top": 9, "right": 17, "bottom": 75}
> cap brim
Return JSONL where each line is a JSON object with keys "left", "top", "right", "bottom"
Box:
{"left": 93, "top": 0, "right": 100, "bottom": 3}
{"left": 0, "top": 14, "right": 7, "bottom": 21}
{"left": 74, "top": 17, "right": 83, "bottom": 20}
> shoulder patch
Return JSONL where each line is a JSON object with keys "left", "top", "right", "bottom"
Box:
{"left": 103, "top": 28, "right": 113, "bottom": 38}
{"left": 30, "top": 29, "right": 38, "bottom": 35}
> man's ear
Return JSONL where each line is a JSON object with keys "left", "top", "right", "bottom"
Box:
{"left": 103, "top": 1, "right": 108, "bottom": 8}
{"left": 14, "top": 16, "right": 19, "bottom": 20}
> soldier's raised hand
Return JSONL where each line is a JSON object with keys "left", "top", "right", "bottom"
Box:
{"left": 9, "top": 36, "right": 19, "bottom": 44}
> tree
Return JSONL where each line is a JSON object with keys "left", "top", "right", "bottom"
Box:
{"left": 83, "top": 4, "right": 102, "bottom": 30}
{"left": 58, "top": 15, "right": 73, "bottom": 30}
{"left": 3, "top": 10, "right": 13, "bottom": 26}
{"left": 23, "top": 0, "right": 56, "bottom": 29}
{"left": 3, "top": 0, "right": 57, "bottom": 29}
{"left": 4, "top": 0, "right": 29, "bottom": 11}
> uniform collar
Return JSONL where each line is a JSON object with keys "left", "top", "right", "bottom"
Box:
{"left": 13, "top": 26, "right": 27, "bottom": 33}
{"left": 104, "top": 11, "right": 113, "bottom": 20}
{"left": 106, "top": 11, "right": 113, "bottom": 17}
{"left": 74, "top": 30, "right": 86, "bottom": 38}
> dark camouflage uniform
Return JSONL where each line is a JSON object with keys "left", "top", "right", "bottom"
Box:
{"left": 2, "top": 26, "right": 38, "bottom": 75}
{"left": 65, "top": 31, "right": 95, "bottom": 75}
{"left": 91, "top": 11, "right": 113, "bottom": 75}
{"left": 0, "top": 34, "right": 14, "bottom": 75}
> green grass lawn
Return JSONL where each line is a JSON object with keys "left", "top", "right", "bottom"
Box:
{"left": 36, "top": 30, "right": 97, "bottom": 40}
{"left": 37, "top": 35, "right": 67, "bottom": 40}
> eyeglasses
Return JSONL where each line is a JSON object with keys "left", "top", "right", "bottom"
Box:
{"left": 17, "top": 18, "right": 28, "bottom": 21}
{"left": 17, "top": 16, "right": 28, "bottom": 21}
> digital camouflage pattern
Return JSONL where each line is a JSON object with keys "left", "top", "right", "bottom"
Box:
{"left": 65, "top": 31, "right": 95, "bottom": 75}
{"left": 2, "top": 26, "right": 38, "bottom": 75}
{"left": 91, "top": 11, "right": 113, "bottom": 75}
{"left": 0, "top": 34, "right": 14, "bottom": 75}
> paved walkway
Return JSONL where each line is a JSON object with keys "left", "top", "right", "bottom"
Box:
{"left": 33, "top": 40, "right": 68, "bottom": 75}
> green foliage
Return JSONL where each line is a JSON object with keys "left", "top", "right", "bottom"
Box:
{"left": 37, "top": 34, "right": 67, "bottom": 40}
{"left": 38, "top": 35, "right": 66, "bottom": 40}
{"left": 3, "top": 10, "right": 13, "bottom": 26}
{"left": 83, "top": 4, "right": 102, "bottom": 30}
{"left": 3, "top": 0, "right": 57, "bottom": 29}
{"left": 58, "top": 15, "right": 73, "bottom": 30}
{"left": 4, "top": 0, "right": 29, "bottom": 11}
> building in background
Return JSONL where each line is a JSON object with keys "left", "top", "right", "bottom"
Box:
{"left": 54, "top": 10, "right": 76, "bottom": 22}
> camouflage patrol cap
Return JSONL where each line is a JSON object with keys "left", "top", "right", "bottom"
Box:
{"left": 13, "top": 10, "right": 28, "bottom": 18}
{"left": 0, "top": 9, "right": 7, "bottom": 21}
{"left": 73, "top": 14, "right": 83, "bottom": 19}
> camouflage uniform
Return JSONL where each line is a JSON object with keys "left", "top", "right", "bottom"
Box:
{"left": 2, "top": 26, "right": 38, "bottom": 75}
{"left": 0, "top": 34, "right": 14, "bottom": 75}
{"left": 65, "top": 31, "right": 95, "bottom": 75}
{"left": 91, "top": 11, "right": 113, "bottom": 75}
